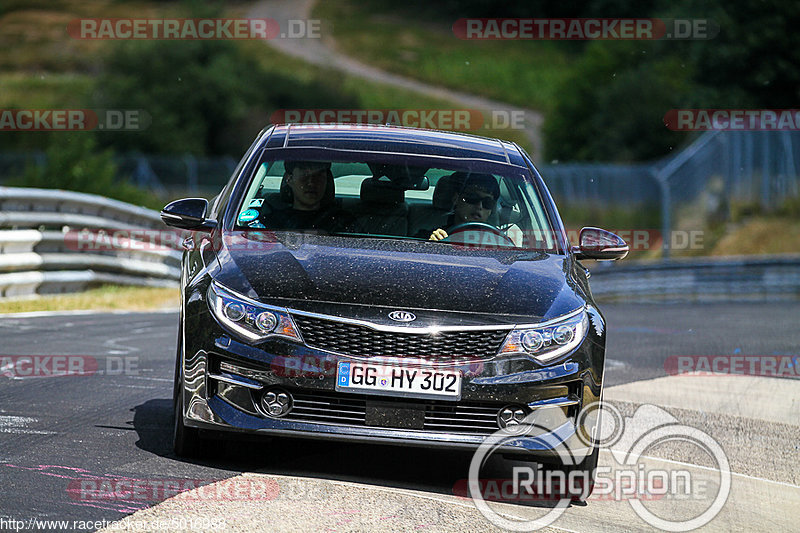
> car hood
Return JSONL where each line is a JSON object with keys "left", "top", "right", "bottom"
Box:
{"left": 212, "top": 232, "right": 585, "bottom": 322}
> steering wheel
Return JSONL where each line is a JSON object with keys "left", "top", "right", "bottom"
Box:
{"left": 443, "top": 222, "right": 516, "bottom": 247}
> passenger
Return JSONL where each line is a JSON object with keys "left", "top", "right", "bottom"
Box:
{"left": 261, "top": 161, "right": 355, "bottom": 232}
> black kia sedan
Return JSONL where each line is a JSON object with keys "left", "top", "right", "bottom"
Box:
{"left": 162, "top": 124, "right": 627, "bottom": 481}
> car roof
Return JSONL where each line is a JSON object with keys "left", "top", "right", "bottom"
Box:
{"left": 262, "top": 123, "right": 525, "bottom": 166}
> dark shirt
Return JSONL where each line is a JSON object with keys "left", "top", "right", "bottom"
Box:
{"left": 262, "top": 205, "right": 356, "bottom": 233}
{"left": 415, "top": 213, "right": 455, "bottom": 239}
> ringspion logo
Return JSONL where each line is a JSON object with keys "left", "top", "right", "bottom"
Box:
{"left": 468, "top": 404, "right": 731, "bottom": 530}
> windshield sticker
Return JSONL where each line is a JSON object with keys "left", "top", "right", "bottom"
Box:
{"left": 248, "top": 198, "right": 264, "bottom": 207}
{"left": 238, "top": 209, "right": 259, "bottom": 223}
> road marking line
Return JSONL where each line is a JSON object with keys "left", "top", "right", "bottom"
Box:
{"left": 622, "top": 451, "right": 800, "bottom": 489}
{"left": 0, "top": 308, "right": 178, "bottom": 318}
{"left": 605, "top": 374, "right": 800, "bottom": 426}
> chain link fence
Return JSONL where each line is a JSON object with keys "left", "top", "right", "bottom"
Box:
{"left": 541, "top": 131, "right": 800, "bottom": 257}
{"left": 0, "top": 152, "right": 237, "bottom": 198}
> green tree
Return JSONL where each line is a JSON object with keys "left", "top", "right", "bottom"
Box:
{"left": 10, "top": 134, "right": 158, "bottom": 208}
{"left": 94, "top": 39, "right": 270, "bottom": 155}
{"left": 93, "top": 39, "right": 358, "bottom": 157}
{"left": 544, "top": 41, "right": 697, "bottom": 162}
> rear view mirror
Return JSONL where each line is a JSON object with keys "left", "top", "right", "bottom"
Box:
{"left": 572, "top": 227, "right": 628, "bottom": 261}
{"left": 368, "top": 163, "right": 429, "bottom": 190}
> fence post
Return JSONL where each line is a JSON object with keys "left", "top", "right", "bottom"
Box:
{"left": 133, "top": 155, "right": 167, "bottom": 197}
{"left": 782, "top": 131, "right": 799, "bottom": 198}
{"left": 655, "top": 170, "right": 671, "bottom": 260}
{"left": 183, "top": 155, "right": 198, "bottom": 195}
{"left": 761, "top": 135, "right": 771, "bottom": 210}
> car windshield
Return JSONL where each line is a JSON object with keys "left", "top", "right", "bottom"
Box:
{"left": 234, "top": 158, "right": 557, "bottom": 251}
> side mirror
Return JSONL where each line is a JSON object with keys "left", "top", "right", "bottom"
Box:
{"left": 572, "top": 227, "right": 628, "bottom": 261}
{"left": 161, "top": 198, "right": 217, "bottom": 231}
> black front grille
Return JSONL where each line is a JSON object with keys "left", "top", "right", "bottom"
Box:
{"left": 292, "top": 315, "right": 508, "bottom": 358}
{"left": 290, "top": 391, "right": 366, "bottom": 425}
{"left": 424, "top": 404, "right": 500, "bottom": 433}
{"left": 286, "top": 390, "right": 500, "bottom": 434}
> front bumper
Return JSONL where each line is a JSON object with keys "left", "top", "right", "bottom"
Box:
{"left": 179, "top": 304, "right": 605, "bottom": 460}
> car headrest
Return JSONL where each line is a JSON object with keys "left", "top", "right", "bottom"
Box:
{"left": 360, "top": 178, "right": 405, "bottom": 205}
{"left": 432, "top": 174, "right": 457, "bottom": 210}
{"left": 368, "top": 163, "right": 429, "bottom": 190}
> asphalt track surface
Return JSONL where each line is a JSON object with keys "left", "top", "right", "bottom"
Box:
{"left": 0, "top": 303, "right": 798, "bottom": 532}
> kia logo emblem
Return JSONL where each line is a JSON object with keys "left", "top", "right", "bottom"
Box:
{"left": 388, "top": 310, "right": 416, "bottom": 322}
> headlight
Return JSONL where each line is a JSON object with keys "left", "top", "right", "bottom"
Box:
{"left": 499, "top": 309, "right": 588, "bottom": 363}
{"left": 207, "top": 281, "right": 302, "bottom": 343}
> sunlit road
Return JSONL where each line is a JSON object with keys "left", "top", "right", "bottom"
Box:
{"left": 0, "top": 303, "right": 797, "bottom": 531}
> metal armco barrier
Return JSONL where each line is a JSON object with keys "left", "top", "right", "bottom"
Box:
{"left": 589, "top": 255, "right": 800, "bottom": 302}
{"left": 0, "top": 187, "right": 181, "bottom": 298}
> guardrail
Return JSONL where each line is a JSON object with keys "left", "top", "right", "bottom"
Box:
{"left": 0, "top": 187, "right": 181, "bottom": 298}
{"left": 589, "top": 255, "right": 800, "bottom": 302}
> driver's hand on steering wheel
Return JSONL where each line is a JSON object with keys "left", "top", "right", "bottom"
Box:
{"left": 429, "top": 228, "right": 448, "bottom": 241}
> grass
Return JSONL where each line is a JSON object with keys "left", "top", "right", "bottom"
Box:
{"left": 0, "top": 0, "right": 532, "bottom": 153}
{"left": 313, "top": 0, "right": 574, "bottom": 114}
{"left": 555, "top": 203, "right": 800, "bottom": 259}
{"left": 234, "top": 39, "right": 534, "bottom": 151}
{"left": 0, "top": 0, "right": 186, "bottom": 72}
{"left": 710, "top": 218, "right": 800, "bottom": 256}
{"left": 0, "top": 285, "right": 179, "bottom": 314}
{"left": 0, "top": 73, "right": 94, "bottom": 109}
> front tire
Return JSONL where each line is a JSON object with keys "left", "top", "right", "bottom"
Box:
{"left": 568, "top": 444, "right": 599, "bottom": 502}
{"left": 172, "top": 317, "right": 206, "bottom": 458}
{"left": 173, "top": 390, "right": 207, "bottom": 458}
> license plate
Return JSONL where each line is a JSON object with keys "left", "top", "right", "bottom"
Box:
{"left": 336, "top": 362, "right": 461, "bottom": 401}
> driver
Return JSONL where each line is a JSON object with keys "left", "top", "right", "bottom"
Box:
{"left": 429, "top": 172, "right": 500, "bottom": 241}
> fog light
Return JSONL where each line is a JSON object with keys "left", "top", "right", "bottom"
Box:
{"left": 224, "top": 302, "right": 246, "bottom": 322}
{"left": 497, "top": 405, "right": 528, "bottom": 429}
{"left": 261, "top": 388, "right": 293, "bottom": 418}
{"left": 255, "top": 311, "right": 278, "bottom": 333}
